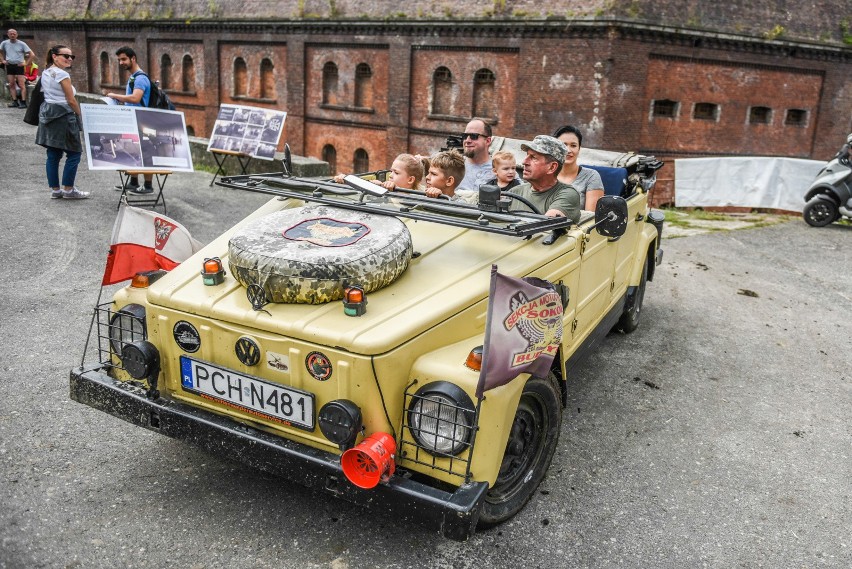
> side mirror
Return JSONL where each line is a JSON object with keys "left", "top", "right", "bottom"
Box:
{"left": 590, "top": 195, "right": 628, "bottom": 238}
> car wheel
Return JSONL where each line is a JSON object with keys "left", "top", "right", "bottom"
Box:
{"left": 803, "top": 197, "right": 838, "bottom": 227}
{"left": 616, "top": 257, "right": 648, "bottom": 333}
{"left": 478, "top": 373, "right": 561, "bottom": 528}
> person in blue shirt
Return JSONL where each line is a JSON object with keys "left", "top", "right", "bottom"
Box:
{"left": 104, "top": 46, "right": 153, "bottom": 193}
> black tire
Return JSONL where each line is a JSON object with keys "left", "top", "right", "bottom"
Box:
{"left": 803, "top": 197, "right": 839, "bottom": 227}
{"left": 478, "top": 373, "right": 561, "bottom": 528}
{"left": 616, "top": 257, "right": 648, "bottom": 333}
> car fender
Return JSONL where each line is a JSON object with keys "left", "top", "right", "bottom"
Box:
{"left": 404, "top": 337, "right": 529, "bottom": 487}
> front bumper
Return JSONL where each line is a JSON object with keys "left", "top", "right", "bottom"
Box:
{"left": 70, "top": 364, "right": 488, "bottom": 541}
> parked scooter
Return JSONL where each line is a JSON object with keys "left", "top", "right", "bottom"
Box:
{"left": 803, "top": 135, "right": 852, "bottom": 227}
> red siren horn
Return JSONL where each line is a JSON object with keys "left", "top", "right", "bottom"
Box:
{"left": 340, "top": 432, "right": 396, "bottom": 489}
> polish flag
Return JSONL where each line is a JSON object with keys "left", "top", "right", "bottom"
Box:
{"left": 102, "top": 204, "right": 203, "bottom": 285}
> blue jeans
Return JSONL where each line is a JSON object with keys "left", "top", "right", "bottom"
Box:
{"left": 45, "top": 147, "right": 82, "bottom": 188}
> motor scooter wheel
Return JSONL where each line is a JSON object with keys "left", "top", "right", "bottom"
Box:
{"left": 803, "top": 196, "right": 839, "bottom": 227}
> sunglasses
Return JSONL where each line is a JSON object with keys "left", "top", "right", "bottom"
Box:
{"left": 462, "top": 132, "right": 486, "bottom": 141}
{"left": 57, "top": 53, "right": 76, "bottom": 60}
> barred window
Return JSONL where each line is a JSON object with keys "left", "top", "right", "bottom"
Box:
{"left": 652, "top": 99, "right": 678, "bottom": 118}
{"left": 100, "top": 52, "right": 110, "bottom": 85}
{"left": 182, "top": 55, "right": 196, "bottom": 92}
{"left": 260, "top": 58, "right": 275, "bottom": 99}
{"left": 322, "top": 144, "right": 337, "bottom": 174}
{"left": 322, "top": 61, "right": 339, "bottom": 105}
{"left": 749, "top": 106, "right": 772, "bottom": 124}
{"left": 432, "top": 66, "right": 453, "bottom": 115}
{"left": 693, "top": 102, "right": 718, "bottom": 121}
{"left": 473, "top": 68, "right": 496, "bottom": 118}
{"left": 354, "top": 63, "right": 372, "bottom": 108}
{"left": 160, "top": 54, "right": 173, "bottom": 90}
{"left": 785, "top": 109, "right": 807, "bottom": 127}
{"left": 353, "top": 148, "right": 369, "bottom": 173}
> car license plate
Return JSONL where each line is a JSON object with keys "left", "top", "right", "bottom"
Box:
{"left": 180, "top": 356, "right": 315, "bottom": 430}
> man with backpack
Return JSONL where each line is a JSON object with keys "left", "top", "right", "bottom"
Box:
{"left": 104, "top": 46, "right": 154, "bottom": 194}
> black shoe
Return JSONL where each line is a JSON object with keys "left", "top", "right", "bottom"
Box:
{"left": 18, "top": 100, "right": 26, "bottom": 108}
{"left": 8, "top": 101, "right": 19, "bottom": 108}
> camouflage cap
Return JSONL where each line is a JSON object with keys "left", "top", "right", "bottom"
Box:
{"left": 521, "top": 135, "right": 568, "bottom": 164}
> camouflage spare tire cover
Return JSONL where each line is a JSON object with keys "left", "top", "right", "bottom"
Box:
{"left": 228, "top": 204, "right": 413, "bottom": 304}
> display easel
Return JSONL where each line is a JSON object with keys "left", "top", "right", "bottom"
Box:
{"left": 209, "top": 149, "right": 252, "bottom": 186}
{"left": 116, "top": 169, "right": 172, "bottom": 214}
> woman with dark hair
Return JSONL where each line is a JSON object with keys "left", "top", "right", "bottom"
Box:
{"left": 36, "top": 44, "right": 88, "bottom": 199}
{"left": 552, "top": 125, "right": 603, "bottom": 211}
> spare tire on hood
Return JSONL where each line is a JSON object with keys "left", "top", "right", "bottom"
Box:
{"left": 228, "top": 204, "right": 413, "bottom": 304}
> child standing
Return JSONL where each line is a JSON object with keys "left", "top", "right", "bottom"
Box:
{"left": 484, "top": 150, "right": 521, "bottom": 191}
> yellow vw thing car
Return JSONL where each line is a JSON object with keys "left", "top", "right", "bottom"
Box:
{"left": 71, "top": 139, "right": 664, "bottom": 540}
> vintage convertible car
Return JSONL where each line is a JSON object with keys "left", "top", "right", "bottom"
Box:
{"left": 70, "top": 139, "right": 664, "bottom": 540}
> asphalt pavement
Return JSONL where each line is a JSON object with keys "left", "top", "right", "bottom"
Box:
{"left": 0, "top": 106, "right": 849, "bottom": 569}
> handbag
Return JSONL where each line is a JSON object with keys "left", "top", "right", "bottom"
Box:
{"left": 23, "top": 77, "right": 44, "bottom": 126}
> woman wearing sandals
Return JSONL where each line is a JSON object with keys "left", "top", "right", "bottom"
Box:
{"left": 36, "top": 44, "right": 89, "bottom": 199}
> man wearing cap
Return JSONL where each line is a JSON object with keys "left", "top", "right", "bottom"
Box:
{"left": 1, "top": 29, "right": 35, "bottom": 108}
{"left": 508, "top": 135, "right": 581, "bottom": 223}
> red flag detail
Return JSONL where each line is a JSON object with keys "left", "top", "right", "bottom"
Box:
{"left": 102, "top": 205, "right": 202, "bottom": 285}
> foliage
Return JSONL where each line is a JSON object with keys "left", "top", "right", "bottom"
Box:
{"left": 840, "top": 19, "right": 852, "bottom": 45}
{"left": 763, "top": 24, "right": 785, "bottom": 40}
{"left": 0, "top": 0, "right": 29, "bottom": 20}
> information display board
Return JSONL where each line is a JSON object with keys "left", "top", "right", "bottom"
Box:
{"left": 81, "top": 104, "right": 194, "bottom": 172}
{"left": 207, "top": 104, "right": 287, "bottom": 161}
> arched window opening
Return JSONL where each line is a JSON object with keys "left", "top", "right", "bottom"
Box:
{"left": 353, "top": 148, "right": 369, "bottom": 173}
{"left": 785, "top": 109, "right": 807, "bottom": 127}
{"left": 100, "top": 52, "right": 110, "bottom": 86}
{"left": 234, "top": 58, "right": 248, "bottom": 97}
{"left": 161, "top": 54, "right": 173, "bottom": 90}
{"left": 186, "top": 125, "right": 195, "bottom": 136}
{"left": 182, "top": 55, "right": 196, "bottom": 92}
{"left": 354, "top": 63, "right": 373, "bottom": 108}
{"left": 432, "top": 66, "right": 453, "bottom": 115}
{"left": 322, "top": 144, "right": 337, "bottom": 175}
{"left": 472, "top": 68, "right": 496, "bottom": 118}
{"left": 260, "top": 58, "right": 276, "bottom": 99}
{"left": 322, "top": 62, "right": 339, "bottom": 105}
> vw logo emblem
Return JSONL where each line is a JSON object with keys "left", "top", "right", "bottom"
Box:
{"left": 246, "top": 284, "right": 268, "bottom": 311}
{"left": 235, "top": 337, "right": 261, "bottom": 366}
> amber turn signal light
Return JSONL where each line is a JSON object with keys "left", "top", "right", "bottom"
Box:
{"left": 464, "top": 345, "right": 483, "bottom": 371}
{"left": 343, "top": 285, "right": 367, "bottom": 316}
{"left": 201, "top": 257, "right": 226, "bottom": 286}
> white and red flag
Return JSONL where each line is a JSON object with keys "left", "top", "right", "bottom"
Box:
{"left": 102, "top": 204, "right": 202, "bottom": 285}
{"left": 476, "top": 265, "right": 564, "bottom": 398}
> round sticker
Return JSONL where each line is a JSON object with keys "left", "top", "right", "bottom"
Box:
{"left": 305, "top": 351, "right": 333, "bottom": 381}
{"left": 173, "top": 321, "right": 201, "bottom": 353}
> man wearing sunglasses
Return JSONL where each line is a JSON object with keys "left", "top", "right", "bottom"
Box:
{"left": 1, "top": 29, "right": 35, "bottom": 109}
{"left": 457, "top": 118, "right": 498, "bottom": 193}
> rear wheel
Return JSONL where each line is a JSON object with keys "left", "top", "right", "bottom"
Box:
{"left": 478, "top": 373, "right": 561, "bottom": 527}
{"left": 803, "top": 197, "right": 838, "bottom": 227}
{"left": 616, "top": 257, "right": 648, "bottom": 333}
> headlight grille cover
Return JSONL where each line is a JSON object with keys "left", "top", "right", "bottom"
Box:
{"left": 402, "top": 381, "right": 478, "bottom": 481}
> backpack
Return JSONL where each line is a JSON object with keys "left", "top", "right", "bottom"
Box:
{"left": 130, "top": 71, "right": 176, "bottom": 111}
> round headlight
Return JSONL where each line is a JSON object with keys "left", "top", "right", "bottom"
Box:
{"left": 108, "top": 304, "right": 147, "bottom": 354}
{"left": 408, "top": 382, "right": 475, "bottom": 457}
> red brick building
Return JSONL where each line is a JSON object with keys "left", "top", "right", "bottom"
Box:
{"left": 9, "top": 1, "right": 851, "bottom": 205}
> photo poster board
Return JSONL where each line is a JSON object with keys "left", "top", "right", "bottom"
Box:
{"left": 207, "top": 104, "right": 287, "bottom": 161}
{"left": 80, "top": 104, "right": 194, "bottom": 172}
